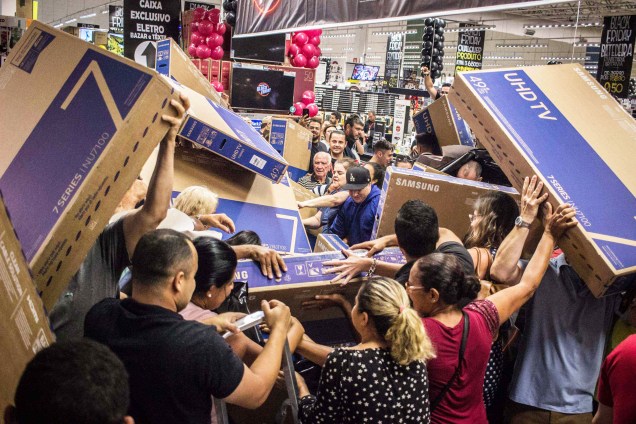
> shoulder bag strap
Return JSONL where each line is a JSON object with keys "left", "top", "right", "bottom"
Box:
{"left": 430, "top": 311, "right": 470, "bottom": 412}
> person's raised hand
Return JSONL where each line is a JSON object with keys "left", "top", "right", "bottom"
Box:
{"left": 161, "top": 92, "right": 190, "bottom": 142}
{"left": 520, "top": 175, "right": 549, "bottom": 224}
{"left": 204, "top": 213, "right": 235, "bottom": 233}
{"left": 542, "top": 202, "right": 578, "bottom": 240}
{"left": 261, "top": 299, "right": 291, "bottom": 333}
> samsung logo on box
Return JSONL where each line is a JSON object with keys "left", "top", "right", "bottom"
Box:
{"left": 395, "top": 178, "right": 440, "bottom": 192}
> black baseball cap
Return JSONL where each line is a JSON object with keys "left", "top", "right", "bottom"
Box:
{"left": 341, "top": 166, "right": 371, "bottom": 190}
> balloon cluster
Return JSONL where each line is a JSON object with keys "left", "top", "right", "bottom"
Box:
{"left": 629, "top": 78, "right": 636, "bottom": 98}
{"left": 421, "top": 18, "right": 446, "bottom": 80}
{"left": 222, "top": 0, "right": 237, "bottom": 27}
{"left": 291, "top": 90, "right": 319, "bottom": 117}
{"left": 288, "top": 29, "right": 322, "bottom": 69}
{"left": 187, "top": 8, "right": 226, "bottom": 60}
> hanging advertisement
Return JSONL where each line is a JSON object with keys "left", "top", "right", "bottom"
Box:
{"left": 123, "top": 0, "right": 181, "bottom": 65}
{"left": 392, "top": 99, "right": 411, "bottom": 152}
{"left": 455, "top": 23, "right": 485, "bottom": 74}
{"left": 235, "top": 0, "right": 540, "bottom": 37}
{"left": 384, "top": 33, "right": 403, "bottom": 88}
{"left": 596, "top": 15, "right": 636, "bottom": 98}
{"left": 184, "top": 1, "right": 215, "bottom": 11}
{"left": 109, "top": 5, "right": 124, "bottom": 34}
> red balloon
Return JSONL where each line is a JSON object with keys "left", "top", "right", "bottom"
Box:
{"left": 307, "top": 103, "right": 319, "bottom": 117}
{"left": 301, "top": 90, "right": 315, "bottom": 104}
{"left": 187, "top": 43, "right": 198, "bottom": 57}
{"left": 210, "top": 46, "right": 224, "bottom": 60}
{"left": 190, "top": 31, "right": 203, "bottom": 46}
{"left": 301, "top": 43, "right": 316, "bottom": 58}
{"left": 199, "top": 20, "right": 215, "bottom": 36}
{"left": 196, "top": 44, "right": 212, "bottom": 59}
{"left": 314, "top": 45, "right": 321, "bottom": 56}
{"left": 206, "top": 33, "right": 224, "bottom": 48}
{"left": 293, "top": 32, "right": 309, "bottom": 46}
{"left": 288, "top": 43, "right": 301, "bottom": 57}
{"left": 211, "top": 80, "right": 224, "bottom": 92}
{"left": 216, "top": 22, "right": 227, "bottom": 35}
{"left": 193, "top": 7, "right": 206, "bottom": 21}
{"left": 305, "top": 29, "right": 319, "bottom": 37}
{"left": 315, "top": 29, "right": 323, "bottom": 36}
{"left": 309, "top": 35, "right": 321, "bottom": 46}
{"left": 307, "top": 56, "right": 320, "bottom": 69}
{"left": 292, "top": 102, "right": 306, "bottom": 116}
{"left": 191, "top": 21, "right": 199, "bottom": 32}
{"left": 292, "top": 53, "right": 307, "bottom": 68}
{"left": 206, "top": 8, "right": 221, "bottom": 23}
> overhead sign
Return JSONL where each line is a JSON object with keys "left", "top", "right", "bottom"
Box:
{"left": 384, "top": 33, "right": 403, "bottom": 88}
{"left": 596, "top": 15, "right": 636, "bottom": 98}
{"left": 454, "top": 23, "right": 485, "bottom": 74}
{"left": 235, "top": 0, "right": 558, "bottom": 37}
{"left": 78, "top": 23, "right": 99, "bottom": 28}
{"left": 184, "top": 1, "right": 215, "bottom": 10}
{"left": 123, "top": 0, "right": 180, "bottom": 63}
{"left": 109, "top": 5, "right": 124, "bottom": 34}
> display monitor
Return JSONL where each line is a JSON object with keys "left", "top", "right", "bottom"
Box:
{"left": 230, "top": 65, "right": 295, "bottom": 112}
{"left": 351, "top": 64, "right": 380, "bottom": 81}
{"left": 231, "top": 33, "right": 287, "bottom": 64}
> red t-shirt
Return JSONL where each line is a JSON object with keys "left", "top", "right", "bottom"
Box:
{"left": 423, "top": 300, "right": 499, "bottom": 424}
{"left": 597, "top": 334, "right": 636, "bottom": 424}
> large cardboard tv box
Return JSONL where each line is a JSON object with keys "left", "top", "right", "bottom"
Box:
{"left": 141, "top": 145, "right": 311, "bottom": 254}
{"left": 268, "top": 118, "right": 312, "bottom": 182}
{"left": 155, "top": 38, "right": 223, "bottom": 106}
{"left": 412, "top": 95, "right": 474, "bottom": 147}
{"left": 0, "top": 22, "right": 180, "bottom": 309}
{"left": 290, "top": 180, "right": 317, "bottom": 220}
{"left": 313, "top": 233, "right": 350, "bottom": 253}
{"left": 372, "top": 167, "right": 520, "bottom": 240}
{"left": 0, "top": 194, "right": 54, "bottom": 415}
{"left": 235, "top": 249, "right": 406, "bottom": 323}
{"left": 165, "top": 78, "right": 290, "bottom": 183}
{"left": 450, "top": 63, "right": 636, "bottom": 296}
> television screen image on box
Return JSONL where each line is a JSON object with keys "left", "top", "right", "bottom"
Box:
{"left": 351, "top": 64, "right": 380, "bottom": 81}
{"left": 231, "top": 33, "right": 287, "bottom": 63}
{"left": 231, "top": 66, "right": 295, "bottom": 112}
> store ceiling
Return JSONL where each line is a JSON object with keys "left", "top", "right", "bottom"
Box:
{"left": 505, "top": 0, "right": 636, "bottom": 23}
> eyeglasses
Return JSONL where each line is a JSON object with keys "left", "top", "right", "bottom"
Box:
{"left": 404, "top": 280, "right": 426, "bottom": 291}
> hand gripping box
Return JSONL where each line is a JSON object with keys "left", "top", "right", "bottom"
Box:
{"left": 449, "top": 64, "right": 636, "bottom": 296}
{"left": 0, "top": 194, "right": 54, "bottom": 414}
{"left": 290, "top": 180, "right": 318, "bottom": 220}
{"left": 235, "top": 248, "right": 406, "bottom": 323}
{"left": 412, "top": 95, "right": 474, "bottom": 147}
{"left": 0, "top": 22, "right": 180, "bottom": 309}
{"left": 150, "top": 145, "right": 311, "bottom": 254}
{"left": 155, "top": 38, "right": 223, "bottom": 106}
{"left": 165, "top": 78, "right": 290, "bottom": 183}
{"left": 268, "top": 118, "right": 312, "bottom": 182}
{"left": 372, "top": 167, "right": 520, "bottom": 240}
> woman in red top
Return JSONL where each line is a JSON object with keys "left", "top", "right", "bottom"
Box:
{"left": 405, "top": 201, "right": 577, "bottom": 424}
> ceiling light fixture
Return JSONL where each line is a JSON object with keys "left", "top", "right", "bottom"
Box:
{"left": 322, "top": 33, "right": 356, "bottom": 39}
{"left": 445, "top": 25, "right": 496, "bottom": 33}
{"left": 541, "top": 56, "right": 589, "bottom": 60}
{"left": 372, "top": 30, "right": 417, "bottom": 36}
{"left": 80, "top": 13, "right": 96, "bottom": 18}
{"left": 484, "top": 56, "right": 523, "bottom": 60}
{"left": 495, "top": 43, "right": 548, "bottom": 48}
{"left": 64, "top": 18, "right": 77, "bottom": 24}
{"left": 524, "top": 22, "right": 601, "bottom": 29}
{"left": 573, "top": 42, "right": 600, "bottom": 47}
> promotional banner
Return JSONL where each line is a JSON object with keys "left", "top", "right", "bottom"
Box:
{"left": 184, "top": 1, "right": 215, "bottom": 11}
{"left": 235, "top": 0, "right": 546, "bottom": 36}
{"left": 78, "top": 23, "right": 99, "bottom": 28}
{"left": 455, "top": 23, "right": 485, "bottom": 74}
{"left": 392, "top": 99, "right": 411, "bottom": 151}
{"left": 109, "top": 5, "right": 124, "bottom": 34}
{"left": 384, "top": 33, "right": 403, "bottom": 88}
{"left": 123, "top": 0, "right": 180, "bottom": 65}
{"left": 596, "top": 15, "right": 636, "bottom": 98}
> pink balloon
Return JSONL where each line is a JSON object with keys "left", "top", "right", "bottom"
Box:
{"left": 293, "top": 32, "right": 309, "bottom": 46}
{"left": 301, "top": 90, "right": 315, "bottom": 104}
{"left": 193, "top": 7, "right": 206, "bottom": 21}
{"left": 315, "top": 29, "right": 322, "bottom": 36}
{"left": 191, "top": 21, "right": 199, "bottom": 32}
{"left": 307, "top": 103, "right": 319, "bottom": 117}
{"left": 211, "top": 80, "right": 224, "bottom": 92}
{"left": 206, "top": 33, "right": 224, "bottom": 48}
{"left": 216, "top": 22, "right": 227, "bottom": 35}
{"left": 309, "top": 35, "right": 321, "bottom": 46}
{"left": 292, "top": 102, "right": 306, "bottom": 116}
{"left": 307, "top": 56, "right": 320, "bottom": 69}
{"left": 292, "top": 53, "right": 307, "bottom": 68}
{"left": 206, "top": 8, "right": 221, "bottom": 23}
{"left": 190, "top": 31, "right": 203, "bottom": 45}
{"left": 314, "top": 45, "right": 321, "bottom": 56}
{"left": 187, "top": 43, "right": 198, "bottom": 57}
{"left": 301, "top": 43, "right": 316, "bottom": 58}
{"left": 210, "top": 46, "right": 224, "bottom": 60}
{"left": 199, "top": 20, "right": 215, "bottom": 36}
{"left": 288, "top": 43, "right": 300, "bottom": 57}
{"left": 306, "top": 29, "right": 321, "bottom": 37}
{"left": 196, "top": 44, "right": 211, "bottom": 59}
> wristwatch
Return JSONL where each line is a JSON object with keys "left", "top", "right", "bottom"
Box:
{"left": 515, "top": 216, "right": 531, "bottom": 229}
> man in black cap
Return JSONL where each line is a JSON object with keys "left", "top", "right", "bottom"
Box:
{"left": 328, "top": 166, "right": 381, "bottom": 245}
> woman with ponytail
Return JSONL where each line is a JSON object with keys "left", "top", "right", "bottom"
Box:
{"left": 295, "top": 277, "right": 436, "bottom": 423}
{"left": 406, "top": 200, "right": 575, "bottom": 423}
